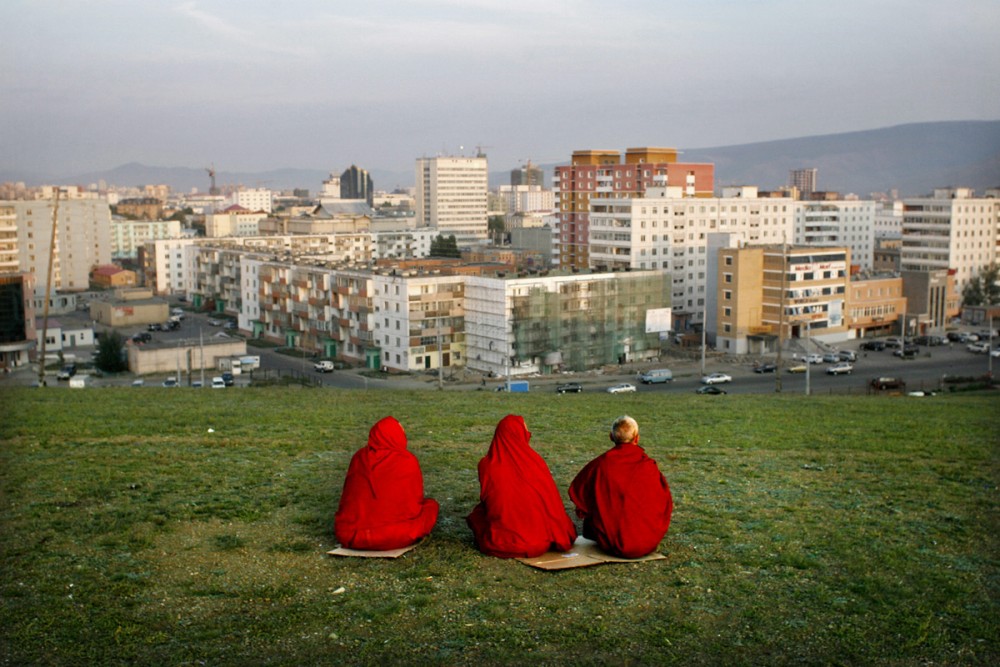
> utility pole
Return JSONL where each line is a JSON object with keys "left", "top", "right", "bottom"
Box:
{"left": 38, "top": 188, "right": 60, "bottom": 387}
{"left": 775, "top": 238, "right": 787, "bottom": 393}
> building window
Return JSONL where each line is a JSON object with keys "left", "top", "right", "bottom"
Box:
{"left": 724, "top": 273, "right": 732, "bottom": 283}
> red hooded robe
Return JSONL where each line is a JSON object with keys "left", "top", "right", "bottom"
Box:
{"left": 334, "top": 416, "right": 439, "bottom": 550}
{"left": 467, "top": 414, "right": 577, "bottom": 558}
{"left": 568, "top": 440, "right": 672, "bottom": 559}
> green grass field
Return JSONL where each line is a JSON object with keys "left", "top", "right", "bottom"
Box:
{"left": 1, "top": 387, "right": 997, "bottom": 665}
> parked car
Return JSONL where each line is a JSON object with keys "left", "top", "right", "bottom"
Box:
{"left": 786, "top": 363, "right": 808, "bottom": 373}
{"left": 838, "top": 350, "right": 857, "bottom": 361}
{"left": 826, "top": 362, "right": 854, "bottom": 375}
{"left": 132, "top": 332, "right": 152, "bottom": 343}
{"left": 804, "top": 353, "right": 824, "bottom": 364}
{"left": 701, "top": 372, "right": 732, "bottom": 385}
{"left": 822, "top": 352, "right": 840, "bottom": 363}
{"left": 207, "top": 319, "right": 222, "bottom": 327}
{"left": 171, "top": 308, "right": 185, "bottom": 318}
{"left": 884, "top": 337, "right": 902, "bottom": 349}
{"left": 56, "top": 364, "right": 77, "bottom": 380}
{"left": 556, "top": 382, "right": 583, "bottom": 394}
{"left": 871, "top": 376, "right": 905, "bottom": 391}
{"left": 606, "top": 383, "right": 636, "bottom": 394}
{"left": 946, "top": 331, "right": 967, "bottom": 343}
{"left": 991, "top": 349, "right": 1000, "bottom": 359}
{"left": 859, "top": 340, "right": 885, "bottom": 351}
{"left": 966, "top": 342, "right": 990, "bottom": 353}
{"left": 221, "top": 371, "right": 235, "bottom": 386}
{"left": 893, "top": 345, "right": 919, "bottom": 358}
{"left": 162, "top": 377, "right": 178, "bottom": 388}
{"left": 753, "top": 362, "right": 777, "bottom": 373}
{"left": 211, "top": 376, "right": 226, "bottom": 389}
{"left": 148, "top": 323, "right": 162, "bottom": 332}
{"left": 314, "top": 360, "right": 335, "bottom": 372}
{"left": 696, "top": 385, "right": 727, "bottom": 395}
{"left": 131, "top": 379, "right": 144, "bottom": 387}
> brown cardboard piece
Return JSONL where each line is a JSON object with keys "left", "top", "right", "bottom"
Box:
{"left": 518, "top": 536, "right": 666, "bottom": 570}
{"left": 326, "top": 543, "right": 419, "bottom": 559}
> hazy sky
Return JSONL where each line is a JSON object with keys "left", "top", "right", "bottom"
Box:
{"left": 3, "top": 0, "right": 999, "bottom": 178}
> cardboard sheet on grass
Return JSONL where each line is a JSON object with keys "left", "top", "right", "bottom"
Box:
{"left": 327, "top": 543, "right": 420, "bottom": 559}
{"left": 518, "top": 537, "right": 665, "bottom": 570}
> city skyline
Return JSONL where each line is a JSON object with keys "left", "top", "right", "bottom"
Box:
{"left": 3, "top": 0, "right": 999, "bottom": 178}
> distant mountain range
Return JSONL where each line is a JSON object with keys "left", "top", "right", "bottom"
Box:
{"left": 3, "top": 121, "right": 998, "bottom": 197}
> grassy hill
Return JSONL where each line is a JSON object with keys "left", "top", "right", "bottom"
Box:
{"left": 1, "top": 388, "right": 997, "bottom": 665}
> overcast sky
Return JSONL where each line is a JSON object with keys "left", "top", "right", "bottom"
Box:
{"left": 3, "top": 0, "right": 998, "bottom": 178}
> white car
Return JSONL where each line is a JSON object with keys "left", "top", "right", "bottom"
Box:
{"left": 822, "top": 352, "right": 840, "bottom": 363}
{"left": 211, "top": 376, "right": 226, "bottom": 389}
{"left": 804, "top": 353, "right": 824, "bottom": 364}
{"left": 701, "top": 372, "right": 732, "bottom": 385}
{"left": 966, "top": 342, "right": 989, "bottom": 354}
{"left": 606, "top": 383, "right": 636, "bottom": 394}
{"left": 826, "top": 362, "right": 854, "bottom": 375}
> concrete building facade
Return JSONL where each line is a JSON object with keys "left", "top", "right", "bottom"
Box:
{"left": 415, "top": 155, "right": 489, "bottom": 243}
{"left": 794, "top": 200, "right": 877, "bottom": 270}
{"left": 111, "top": 218, "right": 182, "bottom": 260}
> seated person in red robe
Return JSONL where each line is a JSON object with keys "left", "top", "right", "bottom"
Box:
{"left": 467, "top": 414, "right": 577, "bottom": 558}
{"left": 569, "top": 415, "right": 672, "bottom": 558}
{"left": 334, "top": 416, "right": 439, "bottom": 550}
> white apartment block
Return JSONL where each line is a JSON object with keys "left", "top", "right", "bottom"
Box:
{"left": 373, "top": 272, "right": 466, "bottom": 372}
{"left": 498, "top": 185, "right": 556, "bottom": 215}
{"left": 205, "top": 206, "right": 268, "bottom": 237}
{"left": 9, "top": 198, "right": 112, "bottom": 291}
{"left": 415, "top": 156, "right": 488, "bottom": 243}
{"left": 587, "top": 186, "right": 794, "bottom": 328}
{"left": 900, "top": 188, "right": 1000, "bottom": 290}
{"left": 112, "top": 218, "right": 182, "bottom": 260}
{"left": 793, "top": 200, "right": 876, "bottom": 270}
{"left": 145, "top": 238, "right": 199, "bottom": 295}
{"left": 0, "top": 204, "right": 17, "bottom": 273}
{"left": 372, "top": 229, "right": 437, "bottom": 261}
{"left": 229, "top": 188, "right": 273, "bottom": 214}
{"left": 874, "top": 200, "right": 903, "bottom": 238}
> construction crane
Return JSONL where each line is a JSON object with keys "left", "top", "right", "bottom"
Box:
{"left": 206, "top": 164, "right": 219, "bottom": 195}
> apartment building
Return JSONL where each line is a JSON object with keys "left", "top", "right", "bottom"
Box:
{"left": 847, "top": 273, "right": 906, "bottom": 338}
{"left": 415, "top": 155, "right": 489, "bottom": 243}
{"left": 0, "top": 205, "right": 17, "bottom": 273}
{"left": 588, "top": 185, "right": 794, "bottom": 331}
{"left": 111, "top": 218, "right": 182, "bottom": 260}
{"left": 205, "top": 205, "right": 268, "bottom": 237}
{"left": 793, "top": 199, "right": 876, "bottom": 270}
{"left": 553, "top": 147, "right": 714, "bottom": 270}
{"left": 143, "top": 238, "right": 199, "bottom": 295}
{"left": 464, "top": 270, "right": 670, "bottom": 376}
{"left": 9, "top": 197, "right": 112, "bottom": 291}
{"left": 228, "top": 188, "right": 273, "bottom": 214}
{"left": 900, "top": 188, "right": 999, "bottom": 290}
{"left": 0, "top": 272, "right": 36, "bottom": 369}
{"left": 874, "top": 200, "right": 903, "bottom": 238}
{"left": 373, "top": 271, "right": 466, "bottom": 372}
{"left": 716, "top": 245, "right": 851, "bottom": 354}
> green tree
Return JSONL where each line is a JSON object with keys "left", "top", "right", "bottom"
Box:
{"left": 94, "top": 330, "right": 128, "bottom": 373}
{"left": 488, "top": 215, "right": 506, "bottom": 245}
{"left": 962, "top": 263, "right": 1000, "bottom": 306}
{"left": 429, "top": 234, "right": 461, "bottom": 258}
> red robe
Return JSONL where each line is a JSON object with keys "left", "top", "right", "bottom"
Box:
{"left": 568, "top": 440, "right": 672, "bottom": 558}
{"left": 467, "top": 414, "right": 577, "bottom": 558}
{"left": 334, "top": 416, "right": 439, "bottom": 550}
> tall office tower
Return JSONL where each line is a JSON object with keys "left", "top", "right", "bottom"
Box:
{"left": 789, "top": 168, "right": 818, "bottom": 198}
{"left": 511, "top": 161, "right": 544, "bottom": 187}
{"left": 415, "top": 155, "right": 489, "bottom": 243}
{"left": 899, "top": 187, "right": 1000, "bottom": 291}
{"left": 340, "top": 165, "right": 374, "bottom": 206}
{"left": 553, "top": 147, "right": 714, "bottom": 270}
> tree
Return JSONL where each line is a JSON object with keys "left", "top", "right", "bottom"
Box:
{"left": 429, "top": 234, "right": 460, "bottom": 258}
{"left": 962, "top": 264, "right": 1000, "bottom": 306}
{"left": 94, "top": 330, "right": 128, "bottom": 373}
{"left": 488, "top": 215, "right": 506, "bottom": 246}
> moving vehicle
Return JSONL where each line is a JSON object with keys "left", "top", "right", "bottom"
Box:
{"left": 966, "top": 342, "right": 989, "bottom": 353}
{"left": 639, "top": 368, "right": 673, "bottom": 384}
{"left": 701, "top": 372, "right": 732, "bottom": 385}
{"left": 804, "top": 353, "right": 824, "bottom": 364}
{"left": 496, "top": 380, "right": 530, "bottom": 393}
{"left": 786, "top": 363, "right": 807, "bottom": 373}
{"left": 132, "top": 332, "right": 152, "bottom": 343}
{"left": 893, "top": 345, "right": 919, "bottom": 358}
{"left": 162, "top": 377, "right": 178, "bottom": 388}
{"left": 696, "top": 385, "right": 727, "bottom": 395}
{"left": 826, "top": 362, "right": 854, "bottom": 375}
{"left": 753, "top": 363, "right": 777, "bottom": 373}
{"left": 314, "top": 360, "right": 335, "bottom": 372}
{"left": 838, "top": 350, "right": 857, "bottom": 362}
{"left": 859, "top": 340, "right": 885, "bottom": 351}
{"left": 606, "top": 383, "right": 636, "bottom": 394}
{"left": 556, "top": 382, "right": 583, "bottom": 394}
{"left": 57, "top": 364, "right": 77, "bottom": 380}
{"left": 822, "top": 352, "right": 840, "bottom": 363}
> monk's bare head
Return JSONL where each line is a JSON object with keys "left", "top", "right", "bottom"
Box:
{"left": 610, "top": 415, "right": 639, "bottom": 445}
